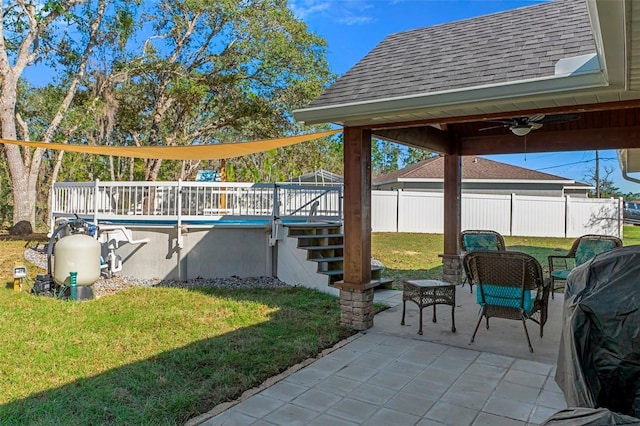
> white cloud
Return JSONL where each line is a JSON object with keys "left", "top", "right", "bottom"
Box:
{"left": 289, "top": 0, "right": 333, "bottom": 19}
{"left": 289, "top": 0, "right": 376, "bottom": 26}
{"left": 337, "top": 15, "right": 373, "bottom": 25}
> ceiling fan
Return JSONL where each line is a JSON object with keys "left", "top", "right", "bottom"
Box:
{"left": 480, "top": 113, "right": 580, "bottom": 136}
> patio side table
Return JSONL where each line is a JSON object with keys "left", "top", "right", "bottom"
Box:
{"left": 401, "top": 279, "right": 456, "bottom": 335}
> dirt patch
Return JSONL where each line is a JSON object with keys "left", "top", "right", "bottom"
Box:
{"left": 0, "top": 233, "right": 49, "bottom": 242}
{"left": 392, "top": 249, "right": 420, "bottom": 256}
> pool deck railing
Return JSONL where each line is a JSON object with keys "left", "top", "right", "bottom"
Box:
{"left": 51, "top": 180, "right": 344, "bottom": 230}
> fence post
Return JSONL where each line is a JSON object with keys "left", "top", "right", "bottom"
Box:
{"left": 49, "top": 180, "right": 57, "bottom": 234}
{"left": 338, "top": 185, "right": 343, "bottom": 220}
{"left": 177, "top": 179, "right": 183, "bottom": 249}
{"left": 618, "top": 197, "right": 623, "bottom": 238}
{"left": 395, "top": 189, "right": 401, "bottom": 233}
{"left": 510, "top": 193, "right": 515, "bottom": 236}
{"left": 564, "top": 195, "right": 569, "bottom": 238}
{"left": 93, "top": 179, "right": 100, "bottom": 226}
{"left": 272, "top": 183, "right": 279, "bottom": 218}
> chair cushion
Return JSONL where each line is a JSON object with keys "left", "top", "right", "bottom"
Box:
{"left": 477, "top": 284, "right": 533, "bottom": 313}
{"left": 464, "top": 234, "right": 500, "bottom": 251}
{"left": 551, "top": 269, "right": 571, "bottom": 280}
{"left": 575, "top": 239, "right": 617, "bottom": 265}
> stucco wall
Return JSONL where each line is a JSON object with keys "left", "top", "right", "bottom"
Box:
{"left": 111, "top": 226, "right": 272, "bottom": 280}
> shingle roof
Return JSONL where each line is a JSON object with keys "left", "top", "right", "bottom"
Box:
{"left": 373, "top": 156, "right": 591, "bottom": 186}
{"left": 309, "top": 0, "right": 595, "bottom": 108}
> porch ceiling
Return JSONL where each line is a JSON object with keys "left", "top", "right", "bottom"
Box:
{"left": 372, "top": 101, "right": 640, "bottom": 156}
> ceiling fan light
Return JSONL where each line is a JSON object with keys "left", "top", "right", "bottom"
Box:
{"left": 510, "top": 125, "right": 532, "bottom": 137}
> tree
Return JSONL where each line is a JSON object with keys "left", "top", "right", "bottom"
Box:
{"left": 3, "top": 0, "right": 332, "bottom": 228}
{"left": 110, "top": 0, "right": 332, "bottom": 182}
{"left": 403, "top": 147, "right": 434, "bottom": 165}
{"left": 372, "top": 139, "right": 402, "bottom": 175}
{"left": 585, "top": 165, "right": 621, "bottom": 198}
{"left": 1, "top": 0, "right": 135, "bottom": 228}
{"left": 371, "top": 139, "right": 434, "bottom": 175}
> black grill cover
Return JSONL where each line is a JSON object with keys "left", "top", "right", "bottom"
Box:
{"left": 556, "top": 245, "right": 640, "bottom": 418}
{"left": 542, "top": 407, "right": 640, "bottom": 425}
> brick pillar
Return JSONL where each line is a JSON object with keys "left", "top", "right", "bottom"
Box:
{"left": 441, "top": 254, "right": 462, "bottom": 285}
{"left": 339, "top": 287, "right": 375, "bottom": 330}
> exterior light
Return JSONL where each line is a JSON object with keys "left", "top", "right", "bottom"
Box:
{"left": 510, "top": 125, "right": 532, "bottom": 136}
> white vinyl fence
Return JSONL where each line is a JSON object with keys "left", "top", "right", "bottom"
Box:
{"left": 372, "top": 190, "right": 623, "bottom": 238}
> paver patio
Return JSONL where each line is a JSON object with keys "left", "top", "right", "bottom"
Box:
{"left": 192, "top": 286, "right": 568, "bottom": 425}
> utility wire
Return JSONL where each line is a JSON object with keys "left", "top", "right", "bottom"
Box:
{"left": 535, "top": 157, "right": 616, "bottom": 171}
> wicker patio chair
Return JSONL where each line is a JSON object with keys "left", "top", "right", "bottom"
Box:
{"left": 463, "top": 250, "right": 550, "bottom": 353}
{"left": 459, "top": 230, "right": 506, "bottom": 293}
{"left": 547, "top": 234, "right": 622, "bottom": 299}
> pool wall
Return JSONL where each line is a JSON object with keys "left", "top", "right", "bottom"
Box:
{"left": 111, "top": 226, "right": 273, "bottom": 280}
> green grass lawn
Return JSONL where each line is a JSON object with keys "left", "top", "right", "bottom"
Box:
{"left": 2, "top": 226, "right": 638, "bottom": 424}
{"left": 372, "top": 225, "right": 640, "bottom": 286}
{"left": 0, "top": 242, "right": 352, "bottom": 425}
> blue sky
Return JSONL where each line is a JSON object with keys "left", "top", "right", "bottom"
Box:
{"left": 290, "top": 0, "right": 636, "bottom": 195}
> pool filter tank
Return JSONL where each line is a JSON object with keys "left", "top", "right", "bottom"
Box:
{"left": 52, "top": 228, "right": 101, "bottom": 300}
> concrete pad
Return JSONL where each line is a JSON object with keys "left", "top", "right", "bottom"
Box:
{"left": 372, "top": 285, "right": 564, "bottom": 364}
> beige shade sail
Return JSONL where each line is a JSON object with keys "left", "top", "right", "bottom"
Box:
{"left": 0, "top": 129, "right": 341, "bottom": 160}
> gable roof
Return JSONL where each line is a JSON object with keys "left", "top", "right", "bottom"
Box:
{"left": 373, "top": 156, "right": 592, "bottom": 187}
{"left": 293, "top": 0, "right": 634, "bottom": 128}
{"left": 308, "top": 0, "right": 594, "bottom": 110}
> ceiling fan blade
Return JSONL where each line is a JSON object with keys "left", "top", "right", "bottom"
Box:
{"left": 479, "top": 124, "right": 507, "bottom": 131}
{"left": 530, "top": 122, "right": 543, "bottom": 130}
{"left": 528, "top": 113, "right": 546, "bottom": 123}
{"left": 538, "top": 114, "right": 580, "bottom": 124}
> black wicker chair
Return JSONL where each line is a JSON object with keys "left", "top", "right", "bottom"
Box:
{"left": 459, "top": 230, "right": 506, "bottom": 293}
{"left": 463, "top": 250, "right": 550, "bottom": 353}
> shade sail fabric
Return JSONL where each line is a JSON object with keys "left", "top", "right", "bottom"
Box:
{"left": 0, "top": 129, "right": 340, "bottom": 160}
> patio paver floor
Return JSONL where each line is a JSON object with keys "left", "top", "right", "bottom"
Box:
{"left": 194, "top": 288, "right": 567, "bottom": 426}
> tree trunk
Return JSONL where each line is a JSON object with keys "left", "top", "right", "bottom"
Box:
{"left": 146, "top": 158, "right": 163, "bottom": 181}
{"left": 0, "top": 73, "right": 37, "bottom": 226}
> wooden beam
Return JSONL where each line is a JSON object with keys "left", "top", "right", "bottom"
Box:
{"left": 443, "top": 149, "right": 461, "bottom": 256}
{"left": 460, "top": 127, "right": 640, "bottom": 155}
{"left": 441, "top": 141, "right": 462, "bottom": 284}
{"left": 339, "top": 126, "right": 372, "bottom": 290}
{"left": 372, "top": 126, "right": 450, "bottom": 153}
{"left": 363, "top": 99, "right": 640, "bottom": 130}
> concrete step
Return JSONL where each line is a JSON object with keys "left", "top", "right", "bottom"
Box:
{"left": 319, "top": 265, "right": 385, "bottom": 277}
{"left": 286, "top": 222, "right": 342, "bottom": 229}
{"left": 300, "top": 244, "right": 344, "bottom": 251}
{"left": 294, "top": 233, "right": 343, "bottom": 239}
{"left": 308, "top": 256, "right": 343, "bottom": 263}
{"left": 375, "top": 278, "right": 394, "bottom": 289}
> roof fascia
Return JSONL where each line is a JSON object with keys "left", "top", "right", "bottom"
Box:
{"left": 294, "top": 69, "right": 609, "bottom": 126}
{"left": 372, "top": 178, "right": 401, "bottom": 186}
{"left": 586, "top": 0, "right": 627, "bottom": 88}
{"left": 394, "top": 178, "right": 574, "bottom": 184}
{"left": 564, "top": 185, "right": 596, "bottom": 190}
{"left": 619, "top": 149, "right": 640, "bottom": 184}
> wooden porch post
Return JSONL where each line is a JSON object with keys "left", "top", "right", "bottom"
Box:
{"left": 335, "top": 126, "right": 374, "bottom": 330}
{"left": 442, "top": 149, "right": 462, "bottom": 284}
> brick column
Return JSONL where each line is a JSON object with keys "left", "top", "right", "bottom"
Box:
{"left": 441, "top": 254, "right": 462, "bottom": 284}
{"left": 339, "top": 288, "right": 375, "bottom": 330}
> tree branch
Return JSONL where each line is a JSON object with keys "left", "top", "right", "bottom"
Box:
{"left": 43, "top": 0, "right": 108, "bottom": 143}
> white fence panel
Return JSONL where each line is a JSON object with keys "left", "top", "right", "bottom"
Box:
{"left": 371, "top": 190, "right": 624, "bottom": 238}
{"left": 566, "top": 197, "right": 623, "bottom": 238}
{"left": 512, "top": 195, "right": 566, "bottom": 237}
{"left": 398, "top": 191, "right": 443, "bottom": 233}
{"left": 372, "top": 191, "right": 398, "bottom": 232}
{"left": 462, "top": 193, "right": 511, "bottom": 235}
